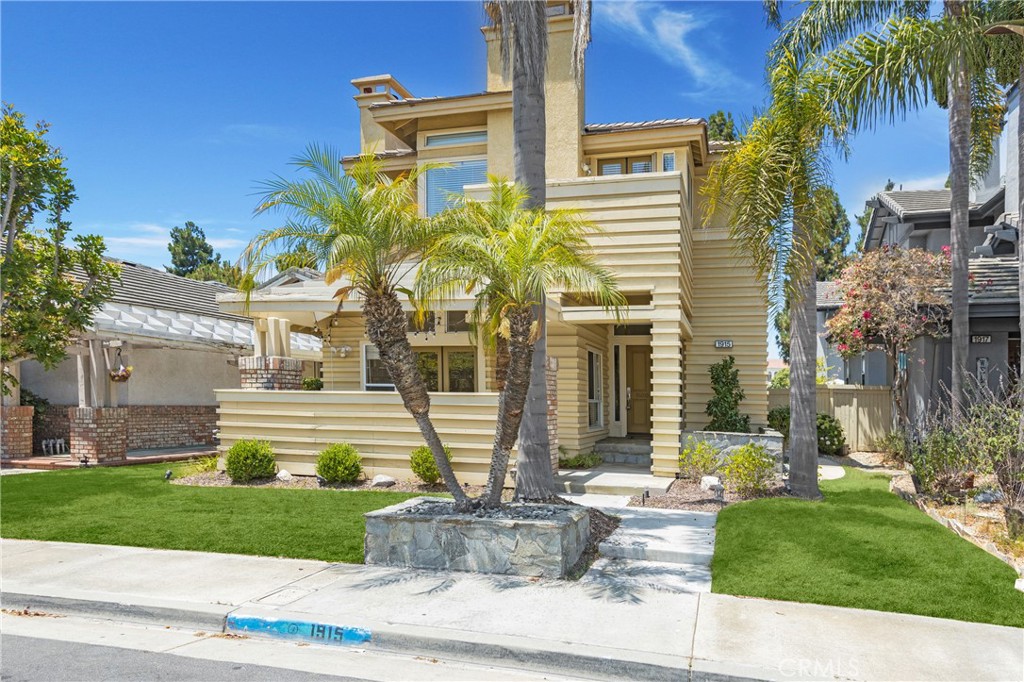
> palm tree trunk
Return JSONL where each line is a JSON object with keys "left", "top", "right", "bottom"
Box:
{"left": 482, "top": 307, "right": 534, "bottom": 507}
{"left": 788, "top": 220, "right": 821, "bottom": 500}
{"left": 512, "top": 18, "right": 555, "bottom": 501}
{"left": 947, "top": 1, "right": 971, "bottom": 417}
{"left": 362, "top": 288, "right": 469, "bottom": 508}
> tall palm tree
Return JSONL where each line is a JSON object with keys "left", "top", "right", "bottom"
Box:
{"left": 768, "top": 0, "right": 1023, "bottom": 413}
{"left": 242, "top": 149, "right": 470, "bottom": 509}
{"left": 704, "top": 51, "right": 848, "bottom": 500}
{"left": 486, "top": 0, "right": 591, "bottom": 500}
{"left": 417, "top": 178, "right": 624, "bottom": 507}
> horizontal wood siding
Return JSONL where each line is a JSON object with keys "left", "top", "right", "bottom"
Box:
{"left": 321, "top": 314, "right": 363, "bottom": 390}
{"left": 768, "top": 386, "right": 893, "bottom": 452}
{"left": 216, "top": 390, "right": 512, "bottom": 485}
{"left": 684, "top": 228, "right": 769, "bottom": 431}
{"left": 549, "top": 320, "right": 610, "bottom": 455}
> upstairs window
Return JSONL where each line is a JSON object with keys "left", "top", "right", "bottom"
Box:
{"left": 662, "top": 152, "right": 676, "bottom": 172}
{"left": 446, "top": 310, "right": 471, "bottom": 333}
{"left": 597, "top": 155, "right": 654, "bottom": 176}
{"left": 424, "top": 159, "right": 487, "bottom": 216}
{"left": 424, "top": 130, "right": 487, "bottom": 148}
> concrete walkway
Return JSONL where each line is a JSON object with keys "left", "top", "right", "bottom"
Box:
{"left": 3, "top": 539, "right": 1020, "bottom": 681}
{"left": 556, "top": 464, "right": 674, "bottom": 496}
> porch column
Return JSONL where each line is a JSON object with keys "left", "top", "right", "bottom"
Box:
{"left": 68, "top": 339, "right": 129, "bottom": 463}
{"left": 650, "top": 317, "right": 684, "bottom": 476}
{"left": 241, "top": 316, "right": 303, "bottom": 390}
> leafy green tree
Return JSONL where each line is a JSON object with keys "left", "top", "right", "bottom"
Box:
{"left": 243, "top": 149, "right": 470, "bottom": 509}
{"left": 705, "top": 356, "right": 750, "bottom": 432}
{"left": 0, "top": 104, "right": 119, "bottom": 394}
{"left": 167, "top": 221, "right": 216, "bottom": 276}
{"left": 188, "top": 257, "right": 246, "bottom": 288}
{"left": 707, "top": 110, "right": 737, "bottom": 141}
{"left": 273, "top": 246, "right": 318, "bottom": 272}
{"left": 417, "top": 178, "right": 624, "bottom": 507}
{"left": 486, "top": 1, "right": 591, "bottom": 500}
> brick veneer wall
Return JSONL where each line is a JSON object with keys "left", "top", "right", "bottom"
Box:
{"left": 1, "top": 406, "right": 34, "bottom": 459}
{"left": 126, "top": 405, "right": 218, "bottom": 450}
{"left": 35, "top": 407, "right": 70, "bottom": 453}
{"left": 239, "top": 356, "right": 303, "bottom": 390}
{"left": 69, "top": 407, "right": 128, "bottom": 463}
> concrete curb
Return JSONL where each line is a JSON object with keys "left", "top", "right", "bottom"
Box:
{"left": 1, "top": 591, "right": 229, "bottom": 631}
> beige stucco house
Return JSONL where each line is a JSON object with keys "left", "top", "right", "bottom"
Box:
{"left": 215, "top": 3, "right": 769, "bottom": 483}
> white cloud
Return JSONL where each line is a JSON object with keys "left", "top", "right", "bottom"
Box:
{"left": 594, "top": 0, "right": 750, "bottom": 99}
{"left": 209, "top": 237, "right": 246, "bottom": 249}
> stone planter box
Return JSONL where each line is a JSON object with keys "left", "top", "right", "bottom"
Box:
{"left": 364, "top": 497, "right": 590, "bottom": 578}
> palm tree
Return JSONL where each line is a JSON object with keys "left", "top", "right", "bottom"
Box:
{"left": 417, "top": 178, "right": 624, "bottom": 507}
{"left": 486, "top": 0, "right": 591, "bottom": 500}
{"left": 242, "top": 148, "right": 470, "bottom": 509}
{"left": 768, "top": 0, "right": 1023, "bottom": 413}
{"left": 703, "top": 51, "right": 848, "bottom": 500}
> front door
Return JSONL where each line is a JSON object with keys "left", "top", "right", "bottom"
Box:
{"left": 626, "top": 346, "right": 652, "bottom": 435}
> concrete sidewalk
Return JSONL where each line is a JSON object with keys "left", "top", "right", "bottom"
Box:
{"left": 2, "top": 539, "right": 1021, "bottom": 682}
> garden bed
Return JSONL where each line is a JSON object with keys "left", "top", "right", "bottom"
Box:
{"left": 627, "top": 477, "right": 788, "bottom": 511}
{"left": 365, "top": 497, "right": 590, "bottom": 578}
{"left": 171, "top": 469, "right": 498, "bottom": 497}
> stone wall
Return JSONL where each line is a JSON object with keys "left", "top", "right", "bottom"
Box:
{"left": 1, "top": 406, "right": 34, "bottom": 459}
{"left": 682, "top": 430, "right": 785, "bottom": 464}
{"left": 239, "top": 356, "right": 303, "bottom": 391}
{"left": 69, "top": 407, "right": 128, "bottom": 463}
{"left": 365, "top": 497, "right": 590, "bottom": 578}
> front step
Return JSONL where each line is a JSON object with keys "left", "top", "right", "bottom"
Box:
{"left": 593, "top": 439, "right": 653, "bottom": 467}
{"left": 555, "top": 465, "right": 673, "bottom": 497}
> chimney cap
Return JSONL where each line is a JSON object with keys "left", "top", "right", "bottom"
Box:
{"left": 350, "top": 74, "right": 413, "bottom": 100}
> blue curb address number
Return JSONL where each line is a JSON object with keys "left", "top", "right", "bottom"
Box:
{"left": 226, "top": 614, "right": 372, "bottom": 646}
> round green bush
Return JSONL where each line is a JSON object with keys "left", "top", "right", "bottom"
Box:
{"left": 225, "top": 440, "right": 276, "bottom": 482}
{"left": 316, "top": 443, "right": 363, "bottom": 483}
{"left": 302, "top": 376, "right": 323, "bottom": 391}
{"left": 720, "top": 443, "right": 776, "bottom": 497}
{"left": 409, "top": 444, "right": 452, "bottom": 484}
{"left": 764, "top": 406, "right": 847, "bottom": 456}
{"left": 816, "top": 413, "right": 846, "bottom": 456}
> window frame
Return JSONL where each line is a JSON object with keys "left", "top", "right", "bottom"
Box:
{"left": 587, "top": 349, "right": 604, "bottom": 428}
{"left": 596, "top": 154, "right": 655, "bottom": 177}
{"left": 423, "top": 129, "right": 488, "bottom": 148}
{"left": 418, "top": 155, "right": 488, "bottom": 217}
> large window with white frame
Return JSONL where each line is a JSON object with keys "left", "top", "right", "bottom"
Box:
{"left": 587, "top": 350, "right": 603, "bottom": 428}
{"left": 424, "top": 130, "right": 487, "bottom": 148}
{"left": 363, "top": 344, "right": 476, "bottom": 392}
{"left": 424, "top": 159, "right": 487, "bottom": 216}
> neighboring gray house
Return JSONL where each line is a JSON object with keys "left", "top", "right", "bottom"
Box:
{"left": 817, "top": 85, "right": 1021, "bottom": 420}
{"left": 13, "top": 260, "right": 321, "bottom": 458}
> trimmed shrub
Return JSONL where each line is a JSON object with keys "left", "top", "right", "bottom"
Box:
{"left": 302, "top": 376, "right": 324, "bottom": 391}
{"left": 678, "top": 437, "right": 719, "bottom": 480}
{"left": 720, "top": 443, "right": 775, "bottom": 497}
{"left": 875, "top": 430, "right": 909, "bottom": 465}
{"left": 816, "top": 414, "right": 845, "bottom": 456}
{"left": 908, "top": 428, "right": 973, "bottom": 501}
{"left": 409, "top": 444, "right": 453, "bottom": 484}
{"left": 559, "top": 451, "right": 603, "bottom": 469}
{"left": 225, "top": 440, "right": 276, "bottom": 482}
{"left": 765, "top": 406, "right": 846, "bottom": 456}
{"left": 317, "top": 443, "right": 363, "bottom": 483}
{"left": 705, "top": 356, "right": 749, "bottom": 433}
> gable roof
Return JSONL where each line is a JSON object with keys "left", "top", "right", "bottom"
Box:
{"left": 98, "top": 260, "right": 249, "bottom": 322}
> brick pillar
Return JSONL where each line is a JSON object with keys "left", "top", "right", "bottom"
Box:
{"left": 1, "top": 406, "right": 34, "bottom": 460}
{"left": 69, "top": 407, "right": 128, "bottom": 464}
{"left": 547, "top": 356, "right": 559, "bottom": 473}
{"left": 239, "top": 356, "right": 303, "bottom": 390}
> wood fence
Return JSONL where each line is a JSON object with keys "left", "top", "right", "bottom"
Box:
{"left": 768, "top": 385, "right": 893, "bottom": 453}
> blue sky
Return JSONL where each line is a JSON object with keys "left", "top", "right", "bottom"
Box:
{"left": 3, "top": 1, "right": 954, "bottom": 356}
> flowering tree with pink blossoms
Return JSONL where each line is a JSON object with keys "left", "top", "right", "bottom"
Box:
{"left": 825, "top": 245, "right": 951, "bottom": 425}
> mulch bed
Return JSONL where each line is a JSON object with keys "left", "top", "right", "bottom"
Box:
{"left": 627, "top": 478, "right": 789, "bottom": 511}
{"left": 171, "top": 470, "right": 493, "bottom": 497}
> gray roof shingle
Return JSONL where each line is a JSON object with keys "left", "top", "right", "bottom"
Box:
{"left": 876, "top": 189, "right": 980, "bottom": 218}
{"left": 584, "top": 118, "right": 703, "bottom": 134}
{"left": 816, "top": 281, "right": 844, "bottom": 308}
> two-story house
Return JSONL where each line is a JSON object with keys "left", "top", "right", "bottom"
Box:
{"left": 215, "top": 3, "right": 769, "bottom": 483}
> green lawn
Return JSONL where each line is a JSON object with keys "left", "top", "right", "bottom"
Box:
{"left": 713, "top": 468, "right": 1024, "bottom": 628}
{"left": 0, "top": 464, "right": 428, "bottom": 563}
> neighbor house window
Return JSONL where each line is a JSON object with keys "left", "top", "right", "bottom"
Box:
{"left": 424, "top": 159, "right": 488, "bottom": 215}
{"left": 588, "top": 350, "right": 603, "bottom": 427}
{"left": 597, "top": 155, "right": 654, "bottom": 176}
{"left": 424, "top": 130, "right": 487, "bottom": 148}
{"left": 446, "top": 310, "right": 471, "bottom": 333}
{"left": 662, "top": 152, "right": 676, "bottom": 172}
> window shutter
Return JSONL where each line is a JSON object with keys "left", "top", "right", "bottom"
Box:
{"left": 425, "top": 160, "right": 487, "bottom": 216}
